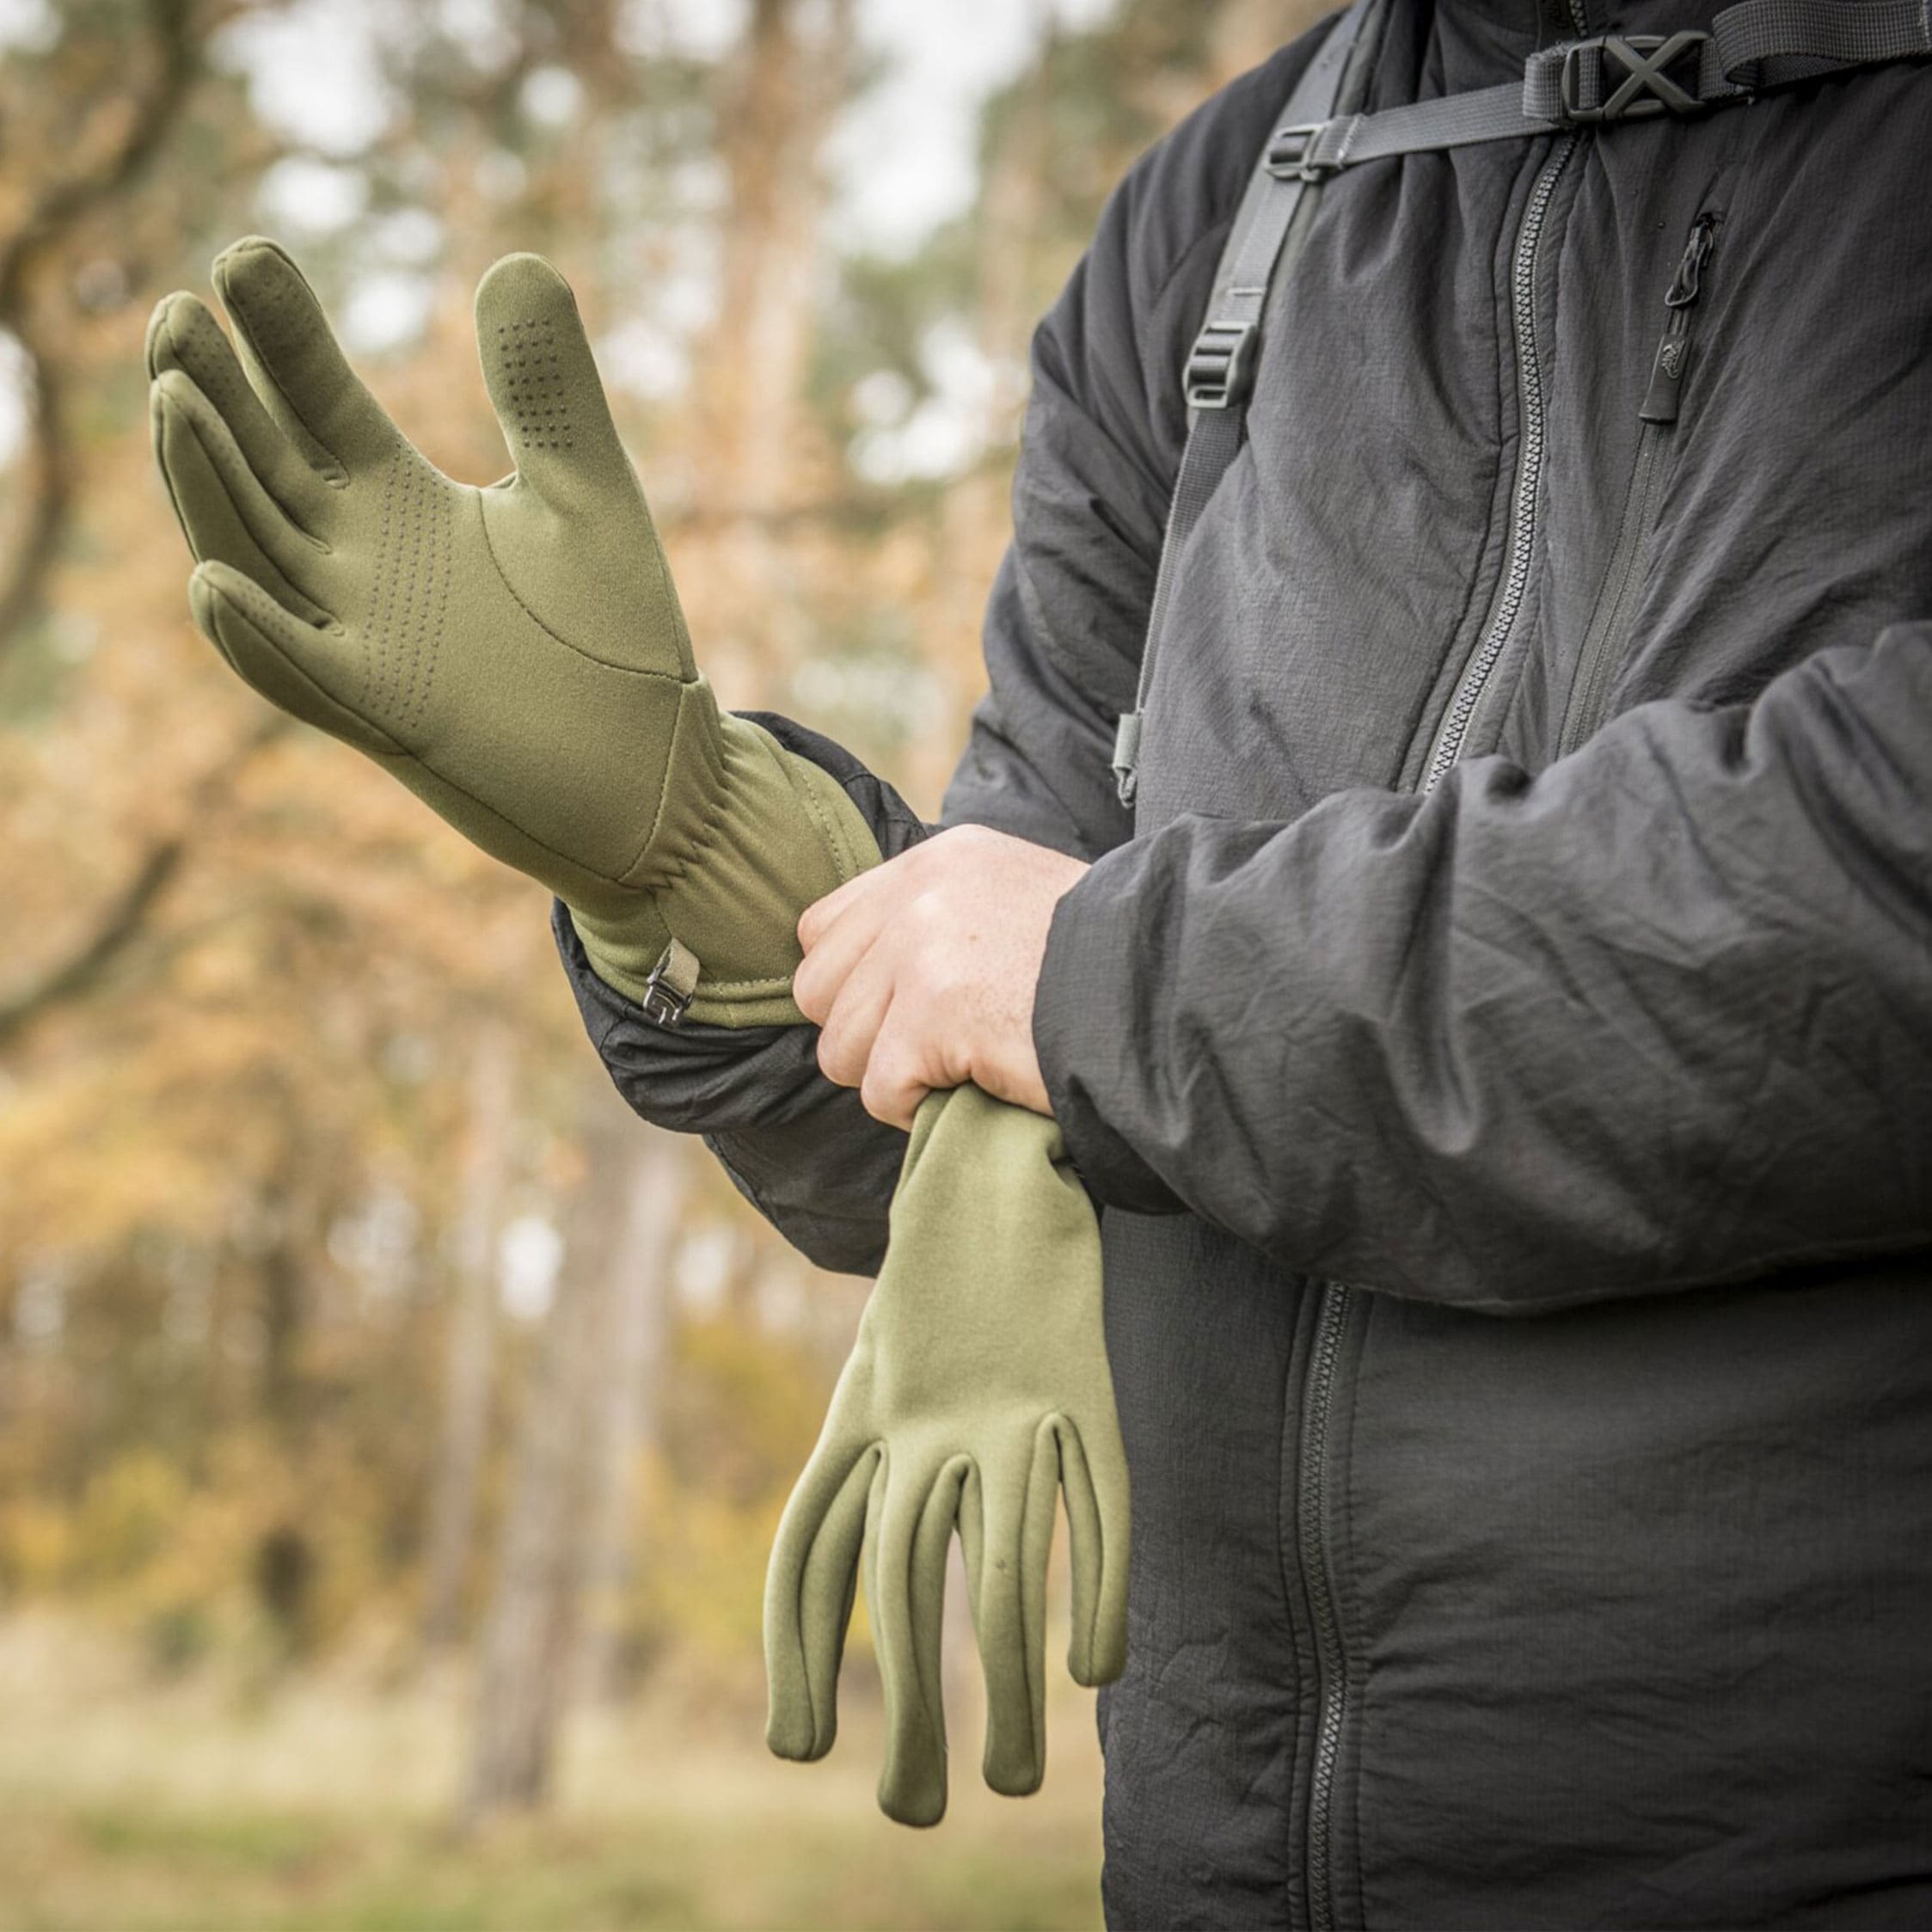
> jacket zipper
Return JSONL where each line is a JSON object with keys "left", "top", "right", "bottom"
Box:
{"left": 1298, "top": 1279, "right": 1353, "bottom": 1932}
{"left": 1556, "top": 211, "right": 1719, "bottom": 757}
{"left": 1299, "top": 120, "right": 1582, "bottom": 1932}
{"left": 1422, "top": 133, "right": 1580, "bottom": 790}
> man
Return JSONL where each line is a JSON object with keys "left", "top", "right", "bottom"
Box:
{"left": 147, "top": 0, "right": 1931, "bottom": 1920}
{"left": 563, "top": 0, "right": 1932, "bottom": 1925}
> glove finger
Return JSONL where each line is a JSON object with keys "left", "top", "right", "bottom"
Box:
{"left": 764, "top": 1442, "right": 878, "bottom": 1763}
{"left": 1060, "top": 1414, "right": 1131, "bottom": 1688}
{"left": 865, "top": 1453, "right": 965, "bottom": 1827}
{"left": 145, "top": 291, "right": 332, "bottom": 529}
{"left": 964, "top": 1425, "right": 1059, "bottom": 1799}
{"left": 188, "top": 561, "right": 396, "bottom": 755}
{"left": 471, "top": 252, "right": 638, "bottom": 506}
{"left": 212, "top": 236, "right": 403, "bottom": 478}
{"left": 151, "top": 370, "right": 332, "bottom": 623}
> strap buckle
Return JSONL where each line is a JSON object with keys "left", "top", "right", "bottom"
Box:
{"left": 638, "top": 973, "right": 691, "bottom": 1028}
{"left": 1266, "top": 120, "right": 1342, "bottom": 181}
{"left": 638, "top": 938, "right": 698, "bottom": 1027}
{"left": 1559, "top": 31, "right": 1710, "bottom": 121}
{"left": 1184, "top": 320, "right": 1258, "bottom": 410}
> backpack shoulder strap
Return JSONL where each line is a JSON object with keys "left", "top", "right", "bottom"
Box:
{"left": 1111, "top": 0, "right": 1930, "bottom": 808}
{"left": 1113, "top": 0, "right": 1386, "bottom": 808}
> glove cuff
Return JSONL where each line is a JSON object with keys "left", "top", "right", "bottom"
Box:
{"left": 571, "top": 714, "right": 881, "bottom": 1027}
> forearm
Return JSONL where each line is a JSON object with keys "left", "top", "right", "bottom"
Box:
{"left": 1036, "top": 623, "right": 1932, "bottom": 1310}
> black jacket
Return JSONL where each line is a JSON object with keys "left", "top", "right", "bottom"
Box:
{"left": 560, "top": 1, "right": 1932, "bottom": 1922}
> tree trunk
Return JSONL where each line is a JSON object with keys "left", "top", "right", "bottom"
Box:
{"left": 573, "top": 1126, "right": 686, "bottom": 1704}
{"left": 462, "top": 1073, "right": 660, "bottom": 1821}
{"left": 0, "top": 0, "right": 197, "bottom": 659}
{"left": 421, "top": 1021, "right": 516, "bottom": 1647}
{"left": 689, "top": 0, "right": 855, "bottom": 704}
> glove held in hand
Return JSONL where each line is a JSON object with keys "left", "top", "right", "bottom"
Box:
{"left": 764, "top": 1083, "right": 1130, "bottom": 1826}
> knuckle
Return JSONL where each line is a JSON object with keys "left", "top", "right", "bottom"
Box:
{"left": 858, "top": 1071, "right": 897, "bottom": 1126}
{"left": 815, "top": 1027, "right": 854, "bottom": 1088}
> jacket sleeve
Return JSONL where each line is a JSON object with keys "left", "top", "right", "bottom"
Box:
{"left": 1034, "top": 621, "right": 1932, "bottom": 1314}
{"left": 557, "top": 42, "right": 1314, "bottom": 1273}
{"left": 555, "top": 713, "right": 929, "bottom": 1277}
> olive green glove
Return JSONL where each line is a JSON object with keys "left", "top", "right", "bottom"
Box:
{"left": 148, "top": 241, "right": 1132, "bottom": 1827}
{"left": 146, "top": 237, "right": 874, "bottom": 1024}
{"left": 765, "top": 1083, "right": 1130, "bottom": 1826}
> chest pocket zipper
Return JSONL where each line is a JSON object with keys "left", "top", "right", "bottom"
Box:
{"left": 1557, "top": 210, "right": 1721, "bottom": 757}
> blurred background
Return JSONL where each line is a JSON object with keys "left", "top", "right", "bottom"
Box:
{"left": 0, "top": 1, "right": 1319, "bottom": 1925}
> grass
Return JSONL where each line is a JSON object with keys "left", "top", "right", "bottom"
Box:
{"left": 0, "top": 1616, "right": 1105, "bottom": 1932}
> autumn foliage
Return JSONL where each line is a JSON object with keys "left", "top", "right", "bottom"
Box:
{"left": 0, "top": 1, "right": 1316, "bottom": 1917}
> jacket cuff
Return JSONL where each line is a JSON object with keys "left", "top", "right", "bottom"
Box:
{"left": 1033, "top": 842, "right": 1185, "bottom": 1216}
{"left": 741, "top": 709, "right": 933, "bottom": 861}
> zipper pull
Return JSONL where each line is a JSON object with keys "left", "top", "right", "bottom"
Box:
{"left": 1641, "top": 213, "right": 1719, "bottom": 426}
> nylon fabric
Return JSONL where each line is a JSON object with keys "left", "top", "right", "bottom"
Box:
{"left": 1288, "top": 0, "right": 1932, "bottom": 175}
{"left": 1714, "top": 0, "right": 1932, "bottom": 86}
{"left": 559, "top": 3, "right": 1932, "bottom": 1919}
{"left": 1116, "top": 0, "right": 1371, "bottom": 803}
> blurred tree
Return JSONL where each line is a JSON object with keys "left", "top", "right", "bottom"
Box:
{"left": 574, "top": 1124, "right": 686, "bottom": 1704}
{"left": 0, "top": 0, "right": 1325, "bottom": 1850}
{"left": 0, "top": 0, "right": 196, "bottom": 656}
{"left": 421, "top": 1017, "right": 516, "bottom": 1648}
{"left": 464, "top": 1073, "right": 671, "bottom": 1819}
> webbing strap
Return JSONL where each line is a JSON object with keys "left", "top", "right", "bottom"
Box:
{"left": 640, "top": 935, "right": 700, "bottom": 1026}
{"left": 1280, "top": 0, "right": 1931, "bottom": 180}
{"left": 1109, "top": 0, "right": 1927, "bottom": 808}
{"left": 1113, "top": 0, "right": 1379, "bottom": 807}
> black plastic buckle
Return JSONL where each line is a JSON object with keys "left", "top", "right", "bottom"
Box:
{"left": 638, "top": 964, "right": 692, "bottom": 1028}
{"left": 1184, "top": 321, "right": 1258, "bottom": 411}
{"left": 1560, "top": 31, "right": 1709, "bottom": 121}
{"left": 1265, "top": 120, "right": 1340, "bottom": 181}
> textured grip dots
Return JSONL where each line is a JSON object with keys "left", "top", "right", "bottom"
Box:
{"left": 360, "top": 455, "right": 453, "bottom": 733}
{"left": 496, "top": 316, "right": 573, "bottom": 453}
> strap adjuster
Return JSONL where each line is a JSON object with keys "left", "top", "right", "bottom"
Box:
{"left": 639, "top": 937, "right": 699, "bottom": 1027}
{"left": 1266, "top": 120, "right": 1343, "bottom": 181}
{"left": 1559, "top": 31, "right": 1710, "bottom": 121}
{"left": 1184, "top": 321, "right": 1258, "bottom": 410}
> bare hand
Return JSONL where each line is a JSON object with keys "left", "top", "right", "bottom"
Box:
{"left": 793, "top": 825, "right": 1089, "bottom": 1129}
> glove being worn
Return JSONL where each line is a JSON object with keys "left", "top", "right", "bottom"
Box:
{"left": 765, "top": 1083, "right": 1129, "bottom": 1825}
{"left": 148, "top": 242, "right": 1131, "bottom": 1823}
{"left": 146, "top": 238, "right": 873, "bottom": 1024}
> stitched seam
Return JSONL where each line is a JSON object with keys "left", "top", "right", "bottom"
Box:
{"left": 475, "top": 495, "right": 687, "bottom": 682}
{"left": 391, "top": 464, "right": 420, "bottom": 721}
{"left": 365, "top": 457, "right": 396, "bottom": 711}
{"left": 776, "top": 733, "right": 865, "bottom": 882}
{"left": 397, "top": 470, "right": 452, "bottom": 733}
{"left": 1058, "top": 1415, "right": 1103, "bottom": 1669}
{"left": 396, "top": 465, "right": 425, "bottom": 725}
{"left": 420, "top": 475, "right": 452, "bottom": 729}
{"left": 219, "top": 278, "right": 349, "bottom": 481}
{"left": 1150, "top": 212, "right": 1239, "bottom": 321}
{"left": 177, "top": 410, "right": 327, "bottom": 592}
{"left": 634, "top": 711, "right": 735, "bottom": 898}
{"left": 212, "top": 578, "right": 404, "bottom": 755}
{"left": 176, "top": 314, "right": 329, "bottom": 545}
{"left": 689, "top": 972, "right": 795, "bottom": 998}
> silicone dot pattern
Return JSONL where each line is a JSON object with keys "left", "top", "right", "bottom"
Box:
{"left": 361, "top": 452, "right": 453, "bottom": 733}
{"left": 495, "top": 316, "right": 573, "bottom": 452}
